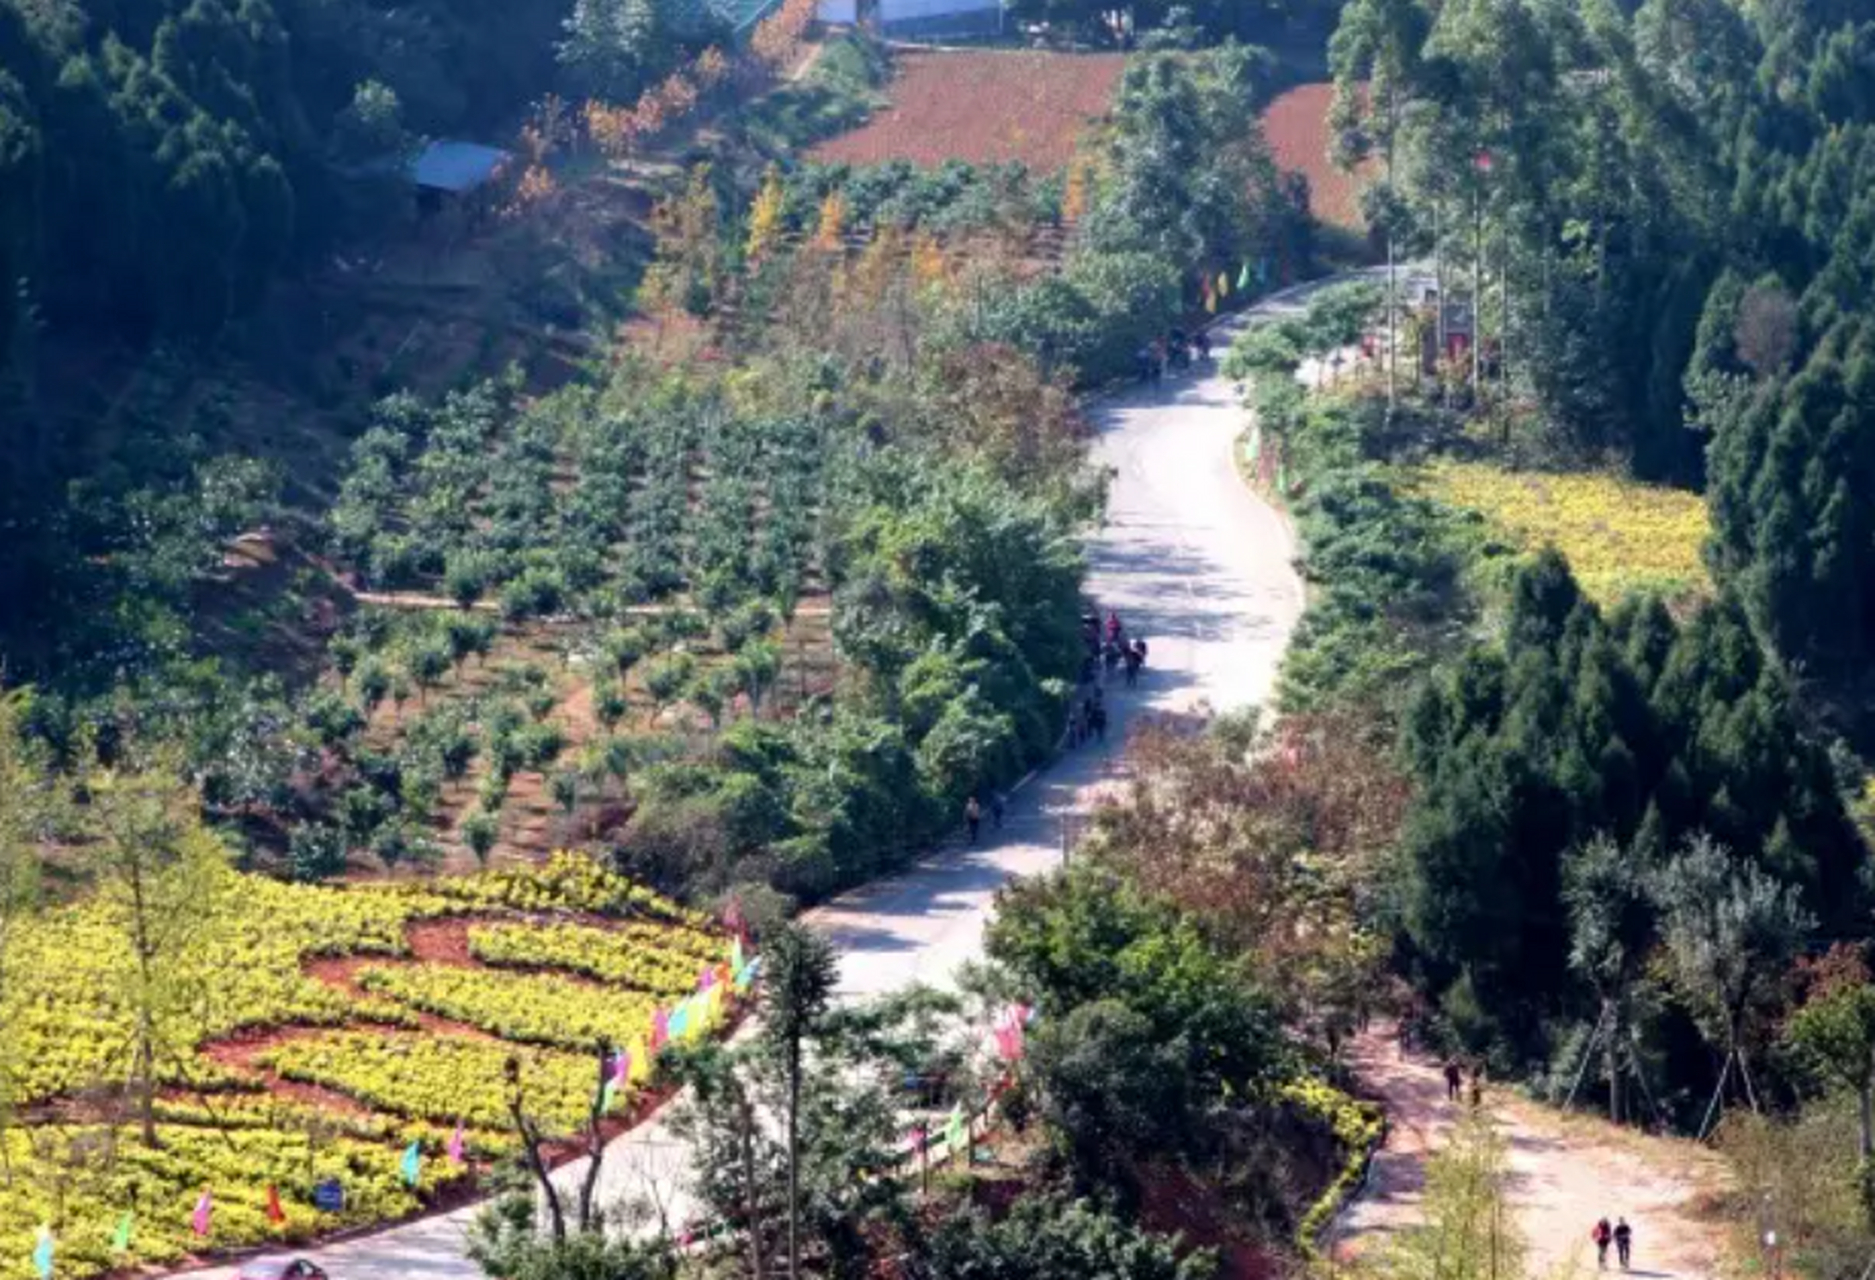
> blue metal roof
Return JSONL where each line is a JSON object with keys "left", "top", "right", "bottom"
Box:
{"left": 411, "top": 141, "right": 512, "bottom": 194}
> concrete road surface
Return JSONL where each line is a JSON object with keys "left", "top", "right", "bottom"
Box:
{"left": 183, "top": 294, "right": 1308, "bottom": 1280}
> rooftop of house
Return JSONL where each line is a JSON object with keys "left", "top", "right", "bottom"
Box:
{"left": 411, "top": 141, "right": 513, "bottom": 194}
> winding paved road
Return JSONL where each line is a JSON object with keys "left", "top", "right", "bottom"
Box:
{"left": 189, "top": 292, "right": 1310, "bottom": 1279}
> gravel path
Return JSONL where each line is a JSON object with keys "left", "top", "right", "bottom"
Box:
{"left": 182, "top": 295, "right": 1312, "bottom": 1279}
{"left": 1333, "top": 1028, "right": 1732, "bottom": 1280}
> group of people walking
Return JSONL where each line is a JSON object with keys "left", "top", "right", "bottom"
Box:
{"left": 963, "top": 607, "right": 1149, "bottom": 845}
{"left": 1591, "top": 1217, "right": 1635, "bottom": 1270}
{"left": 1082, "top": 609, "right": 1147, "bottom": 688}
{"left": 1135, "top": 327, "right": 1213, "bottom": 383}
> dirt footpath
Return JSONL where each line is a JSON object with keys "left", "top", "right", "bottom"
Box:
{"left": 1333, "top": 1027, "right": 1733, "bottom": 1280}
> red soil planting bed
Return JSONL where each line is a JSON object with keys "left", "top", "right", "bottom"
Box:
{"left": 809, "top": 49, "right": 1126, "bottom": 171}
{"left": 1261, "top": 82, "right": 1374, "bottom": 235}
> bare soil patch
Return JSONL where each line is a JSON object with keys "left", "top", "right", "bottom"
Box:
{"left": 1261, "top": 83, "right": 1373, "bottom": 236}
{"left": 808, "top": 49, "right": 1125, "bottom": 171}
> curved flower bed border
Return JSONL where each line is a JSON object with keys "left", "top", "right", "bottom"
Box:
{"left": 1282, "top": 1077, "right": 1387, "bottom": 1264}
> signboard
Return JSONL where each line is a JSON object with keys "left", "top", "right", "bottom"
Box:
{"left": 313, "top": 1180, "right": 345, "bottom": 1213}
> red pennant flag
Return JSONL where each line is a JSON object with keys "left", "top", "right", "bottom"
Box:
{"left": 265, "top": 1184, "right": 286, "bottom": 1226}
{"left": 1473, "top": 149, "right": 1494, "bottom": 173}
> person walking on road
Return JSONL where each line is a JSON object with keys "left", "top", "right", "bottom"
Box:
{"left": 964, "top": 796, "right": 981, "bottom": 845}
{"left": 1443, "top": 1058, "right": 1463, "bottom": 1102}
{"left": 1592, "top": 1218, "right": 1612, "bottom": 1269}
{"left": 1613, "top": 1218, "right": 1632, "bottom": 1270}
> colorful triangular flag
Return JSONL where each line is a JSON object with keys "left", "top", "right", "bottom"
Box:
{"left": 1217, "top": 270, "right": 1230, "bottom": 299}
{"left": 1238, "top": 262, "right": 1251, "bottom": 291}
{"left": 31, "top": 1225, "right": 53, "bottom": 1280}
{"left": 698, "top": 964, "right": 715, "bottom": 992}
{"left": 111, "top": 1212, "right": 134, "bottom": 1254}
{"left": 447, "top": 1121, "right": 466, "bottom": 1167}
{"left": 265, "top": 1184, "right": 286, "bottom": 1226}
{"left": 730, "top": 936, "right": 746, "bottom": 973}
{"left": 191, "top": 1189, "right": 213, "bottom": 1238}
{"left": 400, "top": 1140, "right": 423, "bottom": 1188}
{"left": 945, "top": 1103, "right": 966, "bottom": 1150}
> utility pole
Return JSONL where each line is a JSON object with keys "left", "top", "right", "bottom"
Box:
{"left": 1386, "top": 209, "right": 1397, "bottom": 411}
{"left": 1434, "top": 198, "right": 1446, "bottom": 395}
{"left": 1472, "top": 150, "right": 1489, "bottom": 397}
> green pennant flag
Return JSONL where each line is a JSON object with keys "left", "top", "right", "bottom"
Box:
{"left": 112, "top": 1212, "right": 134, "bottom": 1253}
{"left": 400, "top": 1140, "right": 422, "bottom": 1188}
{"left": 945, "top": 1103, "right": 966, "bottom": 1150}
{"left": 1238, "top": 262, "right": 1251, "bottom": 291}
{"left": 602, "top": 1077, "right": 620, "bottom": 1112}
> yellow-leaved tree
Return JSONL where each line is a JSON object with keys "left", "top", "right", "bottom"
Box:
{"left": 78, "top": 751, "right": 228, "bottom": 1147}
{"left": 814, "top": 190, "right": 847, "bottom": 252}
{"left": 746, "top": 166, "right": 786, "bottom": 263}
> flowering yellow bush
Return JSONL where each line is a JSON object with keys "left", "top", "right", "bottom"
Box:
{"left": 356, "top": 964, "right": 662, "bottom": 1051}
{"left": 257, "top": 1031, "right": 605, "bottom": 1132}
{"left": 0, "top": 1120, "right": 471, "bottom": 1280}
{"left": 0, "top": 852, "right": 728, "bottom": 1279}
{"left": 1420, "top": 461, "right": 1711, "bottom": 605}
{"left": 469, "top": 919, "right": 724, "bottom": 992}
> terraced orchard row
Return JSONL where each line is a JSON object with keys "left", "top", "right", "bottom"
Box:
{"left": 0, "top": 853, "right": 744, "bottom": 1280}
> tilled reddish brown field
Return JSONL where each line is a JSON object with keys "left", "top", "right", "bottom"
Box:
{"left": 809, "top": 48, "right": 1126, "bottom": 171}
{"left": 1261, "top": 82, "right": 1372, "bottom": 234}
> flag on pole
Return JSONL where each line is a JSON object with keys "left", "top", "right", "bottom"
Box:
{"left": 698, "top": 964, "right": 715, "bottom": 992}
{"left": 31, "top": 1225, "right": 53, "bottom": 1280}
{"left": 1473, "top": 149, "right": 1494, "bottom": 173}
{"left": 1203, "top": 282, "right": 1217, "bottom": 313}
{"left": 604, "top": 1048, "right": 631, "bottom": 1109}
{"left": 730, "top": 936, "right": 746, "bottom": 973}
{"left": 735, "top": 956, "right": 760, "bottom": 992}
{"left": 944, "top": 1103, "right": 966, "bottom": 1151}
{"left": 448, "top": 1122, "right": 466, "bottom": 1167}
{"left": 669, "top": 1001, "right": 691, "bottom": 1040}
{"left": 1238, "top": 262, "right": 1251, "bottom": 291}
{"left": 191, "top": 1190, "right": 213, "bottom": 1238}
{"left": 266, "top": 1184, "right": 286, "bottom": 1226}
{"left": 111, "top": 1212, "right": 134, "bottom": 1254}
{"left": 400, "top": 1140, "right": 423, "bottom": 1188}
{"left": 651, "top": 1007, "right": 670, "bottom": 1052}
{"left": 629, "top": 1039, "right": 649, "bottom": 1083}
{"left": 1217, "top": 270, "right": 1231, "bottom": 299}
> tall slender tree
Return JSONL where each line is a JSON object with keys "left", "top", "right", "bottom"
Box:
{"left": 760, "top": 923, "right": 838, "bottom": 1280}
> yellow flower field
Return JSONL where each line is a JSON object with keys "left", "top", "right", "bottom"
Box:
{"left": 0, "top": 852, "right": 734, "bottom": 1280}
{"left": 1419, "top": 461, "right": 1711, "bottom": 604}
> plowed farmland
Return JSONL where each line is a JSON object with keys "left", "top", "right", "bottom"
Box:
{"left": 808, "top": 48, "right": 1126, "bottom": 171}
{"left": 1261, "top": 82, "right": 1372, "bottom": 234}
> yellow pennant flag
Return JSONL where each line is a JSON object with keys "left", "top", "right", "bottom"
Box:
{"left": 1217, "top": 271, "right": 1230, "bottom": 299}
